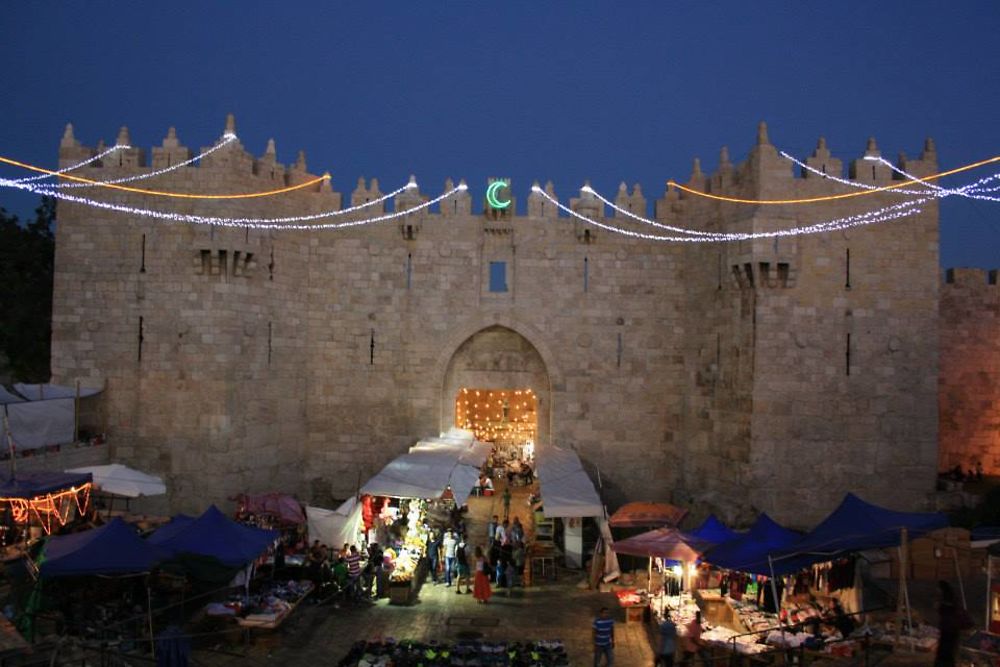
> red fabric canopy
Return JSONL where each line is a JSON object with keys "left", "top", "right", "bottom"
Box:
{"left": 233, "top": 492, "right": 305, "bottom": 525}
{"left": 611, "top": 528, "right": 713, "bottom": 561}
{"left": 608, "top": 502, "right": 688, "bottom": 528}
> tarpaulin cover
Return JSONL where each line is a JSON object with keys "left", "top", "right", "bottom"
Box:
{"left": 233, "top": 492, "right": 304, "bottom": 524}
{"left": 609, "top": 502, "right": 688, "bottom": 528}
{"left": 704, "top": 513, "right": 801, "bottom": 575}
{"left": 40, "top": 517, "right": 163, "bottom": 577}
{"left": 147, "top": 515, "right": 195, "bottom": 544}
{"left": 770, "top": 493, "right": 948, "bottom": 569}
{"left": 534, "top": 446, "right": 603, "bottom": 518}
{"left": 1, "top": 384, "right": 102, "bottom": 451}
{"left": 0, "top": 387, "right": 23, "bottom": 404}
{"left": 307, "top": 497, "right": 363, "bottom": 549}
{"left": 0, "top": 471, "right": 92, "bottom": 498}
{"left": 147, "top": 505, "right": 276, "bottom": 567}
{"left": 12, "top": 384, "right": 101, "bottom": 401}
{"left": 690, "top": 514, "right": 741, "bottom": 545}
{"left": 65, "top": 464, "right": 166, "bottom": 498}
{"left": 611, "top": 527, "right": 714, "bottom": 561}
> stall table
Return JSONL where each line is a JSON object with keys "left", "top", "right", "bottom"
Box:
{"left": 235, "top": 580, "right": 314, "bottom": 631}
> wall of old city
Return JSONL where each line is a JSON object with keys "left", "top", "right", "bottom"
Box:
{"left": 47, "top": 117, "right": 981, "bottom": 526}
{"left": 939, "top": 268, "right": 1000, "bottom": 475}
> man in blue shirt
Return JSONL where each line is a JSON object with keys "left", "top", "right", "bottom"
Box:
{"left": 592, "top": 606, "right": 615, "bottom": 666}
{"left": 657, "top": 612, "right": 677, "bottom": 667}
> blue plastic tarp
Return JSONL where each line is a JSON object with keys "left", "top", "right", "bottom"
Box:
{"left": 689, "top": 514, "right": 741, "bottom": 545}
{"left": 148, "top": 506, "right": 276, "bottom": 567}
{"left": 41, "top": 517, "right": 164, "bottom": 577}
{"left": 703, "top": 513, "right": 801, "bottom": 575}
{"left": 770, "top": 493, "right": 948, "bottom": 569}
{"left": 0, "top": 471, "right": 92, "bottom": 498}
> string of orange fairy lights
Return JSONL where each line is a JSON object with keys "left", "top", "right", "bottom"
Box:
{"left": 0, "top": 154, "right": 329, "bottom": 199}
{"left": 0, "top": 483, "right": 92, "bottom": 535}
{"left": 666, "top": 154, "right": 1000, "bottom": 205}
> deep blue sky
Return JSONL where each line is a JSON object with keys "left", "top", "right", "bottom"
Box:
{"left": 1, "top": 2, "right": 998, "bottom": 267}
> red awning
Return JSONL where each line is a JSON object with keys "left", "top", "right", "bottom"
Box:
{"left": 611, "top": 527, "right": 712, "bottom": 561}
{"left": 608, "top": 502, "right": 688, "bottom": 528}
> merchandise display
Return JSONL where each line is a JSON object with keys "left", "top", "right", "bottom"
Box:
{"left": 339, "top": 639, "right": 568, "bottom": 667}
{"left": 206, "top": 580, "right": 314, "bottom": 629}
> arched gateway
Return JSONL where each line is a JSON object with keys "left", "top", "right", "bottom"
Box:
{"left": 440, "top": 325, "right": 552, "bottom": 450}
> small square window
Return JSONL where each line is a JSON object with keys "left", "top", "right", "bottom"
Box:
{"left": 489, "top": 261, "right": 508, "bottom": 293}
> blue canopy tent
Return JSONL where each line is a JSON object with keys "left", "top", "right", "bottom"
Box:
{"left": 770, "top": 492, "right": 948, "bottom": 569}
{"left": 148, "top": 505, "right": 276, "bottom": 568}
{"left": 703, "top": 513, "right": 801, "bottom": 575}
{"left": 689, "top": 514, "right": 741, "bottom": 546}
{"left": 40, "top": 517, "right": 164, "bottom": 577}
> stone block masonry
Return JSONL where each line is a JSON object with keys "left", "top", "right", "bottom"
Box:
{"left": 48, "top": 116, "right": 993, "bottom": 528}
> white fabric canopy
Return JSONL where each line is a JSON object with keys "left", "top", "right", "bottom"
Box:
{"left": 1, "top": 383, "right": 103, "bottom": 452}
{"left": 307, "top": 498, "right": 364, "bottom": 549}
{"left": 535, "top": 445, "right": 604, "bottom": 518}
{"left": 65, "top": 463, "right": 166, "bottom": 498}
{"left": 361, "top": 435, "right": 488, "bottom": 505}
{"left": 3, "top": 399, "right": 74, "bottom": 451}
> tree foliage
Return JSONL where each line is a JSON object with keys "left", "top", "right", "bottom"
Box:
{"left": 0, "top": 197, "right": 55, "bottom": 382}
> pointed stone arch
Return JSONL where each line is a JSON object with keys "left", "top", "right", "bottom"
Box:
{"left": 434, "top": 314, "right": 559, "bottom": 448}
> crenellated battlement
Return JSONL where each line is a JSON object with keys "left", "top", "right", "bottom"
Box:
{"left": 56, "top": 116, "right": 941, "bottom": 221}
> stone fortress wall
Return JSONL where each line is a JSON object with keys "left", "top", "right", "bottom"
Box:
{"left": 939, "top": 268, "right": 1000, "bottom": 475}
{"left": 48, "top": 115, "right": 997, "bottom": 528}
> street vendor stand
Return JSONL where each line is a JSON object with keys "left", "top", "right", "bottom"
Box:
{"left": 0, "top": 471, "right": 93, "bottom": 541}
{"left": 533, "top": 445, "right": 604, "bottom": 569}
{"left": 357, "top": 432, "right": 489, "bottom": 603}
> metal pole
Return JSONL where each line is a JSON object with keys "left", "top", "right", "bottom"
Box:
{"left": 986, "top": 553, "right": 992, "bottom": 632}
{"left": 767, "top": 555, "right": 784, "bottom": 644}
{"left": 952, "top": 546, "right": 967, "bottom": 610}
{"left": 74, "top": 380, "right": 80, "bottom": 443}
{"left": 147, "top": 581, "right": 155, "bottom": 661}
{"left": 3, "top": 407, "right": 13, "bottom": 477}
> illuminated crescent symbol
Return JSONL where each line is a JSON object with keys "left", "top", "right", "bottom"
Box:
{"left": 485, "top": 180, "right": 511, "bottom": 209}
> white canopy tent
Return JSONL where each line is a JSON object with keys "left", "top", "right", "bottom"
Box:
{"left": 360, "top": 433, "right": 490, "bottom": 507}
{"left": 306, "top": 497, "right": 364, "bottom": 550}
{"left": 65, "top": 463, "right": 166, "bottom": 498}
{"left": 534, "top": 445, "right": 604, "bottom": 518}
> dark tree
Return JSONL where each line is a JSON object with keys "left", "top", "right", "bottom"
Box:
{"left": 0, "top": 197, "right": 55, "bottom": 382}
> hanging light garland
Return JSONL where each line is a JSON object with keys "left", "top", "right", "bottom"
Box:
{"left": 1, "top": 177, "right": 456, "bottom": 230}
{"left": 12, "top": 143, "right": 129, "bottom": 183}
{"left": 56, "top": 132, "right": 237, "bottom": 188}
{"left": 0, "top": 483, "right": 92, "bottom": 535}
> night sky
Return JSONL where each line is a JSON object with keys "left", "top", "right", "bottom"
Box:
{"left": 1, "top": 2, "right": 998, "bottom": 268}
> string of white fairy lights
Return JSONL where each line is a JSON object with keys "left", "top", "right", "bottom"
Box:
{"left": 531, "top": 183, "right": 928, "bottom": 242}
{"left": 12, "top": 143, "right": 127, "bottom": 183}
{"left": 2, "top": 175, "right": 457, "bottom": 230}
{"left": 56, "top": 132, "right": 237, "bottom": 188}
{"left": 0, "top": 132, "right": 996, "bottom": 239}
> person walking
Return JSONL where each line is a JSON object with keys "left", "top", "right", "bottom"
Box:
{"left": 487, "top": 515, "right": 499, "bottom": 550}
{"left": 680, "top": 610, "right": 706, "bottom": 665}
{"left": 426, "top": 529, "right": 442, "bottom": 584}
{"left": 473, "top": 546, "right": 492, "bottom": 604}
{"left": 454, "top": 535, "right": 471, "bottom": 594}
{"left": 935, "top": 580, "right": 970, "bottom": 667}
{"left": 442, "top": 528, "right": 458, "bottom": 587}
{"left": 593, "top": 606, "right": 615, "bottom": 666}
{"left": 502, "top": 485, "right": 512, "bottom": 521}
{"left": 656, "top": 611, "right": 677, "bottom": 666}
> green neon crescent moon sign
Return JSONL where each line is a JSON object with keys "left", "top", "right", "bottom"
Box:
{"left": 486, "top": 180, "right": 511, "bottom": 209}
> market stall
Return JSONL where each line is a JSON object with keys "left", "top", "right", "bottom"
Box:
{"left": 0, "top": 471, "right": 93, "bottom": 541}
{"left": 533, "top": 445, "right": 603, "bottom": 568}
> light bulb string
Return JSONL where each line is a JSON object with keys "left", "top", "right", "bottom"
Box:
{"left": 531, "top": 185, "right": 927, "bottom": 242}
{"left": 13, "top": 144, "right": 129, "bottom": 183}
{"left": 10, "top": 177, "right": 463, "bottom": 230}
{"left": 666, "top": 154, "right": 1000, "bottom": 205}
{"left": 57, "top": 133, "right": 237, "bottom": 188}
{"left": 782, "top": 151, "right": 1000, "bottom": 203}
